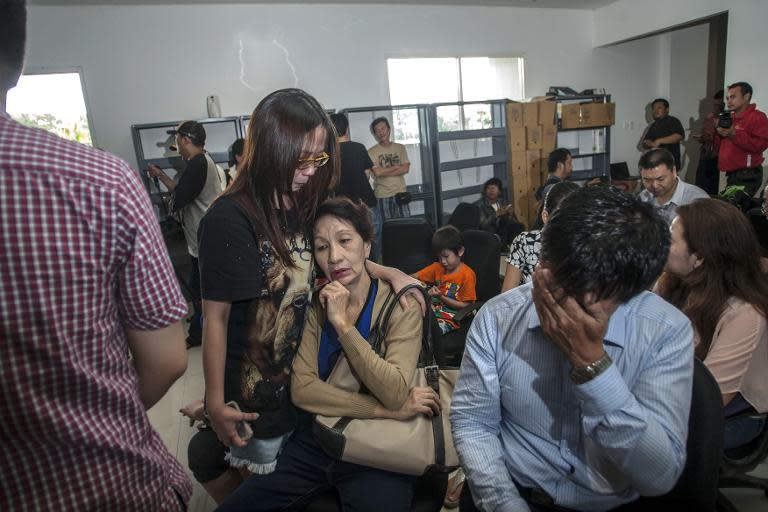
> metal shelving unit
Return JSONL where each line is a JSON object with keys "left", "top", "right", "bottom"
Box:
{"left": 554, "top": 94, "right": 612, "bottom": 182}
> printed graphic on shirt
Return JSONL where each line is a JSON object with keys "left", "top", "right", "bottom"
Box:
{"left": 240, "top": 234, "right": 313, "bottom": 414}
{"left": 376, "top": 152, "right": 402, "bottom": 168}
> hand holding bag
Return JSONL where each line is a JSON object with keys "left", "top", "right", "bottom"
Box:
{"left": 313, "top": 284, "right": 460, "bottom": 476}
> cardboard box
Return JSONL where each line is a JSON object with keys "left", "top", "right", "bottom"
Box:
{"left": 579, "top": 103, "right": 597, "bottom": 128}
{"left": 523, "top": 103, "right": 539, "bottom": 127}
{"left": 542, "top": 124, "right": 557, "bottom": 153}
{"left": 590, "top": 102, "right": 616, "bottom": 126}
{"left": 560, "top": 104, "right": 582, "bottom": 129}
{"left": 509, "top": 127, "right": 526, "bottom": 151}
{"left": 507, "top": 102, "right": 524, "bottom": 128}
{"left": 526, "top": 125, "right": 543, "bottom": 150}
{"left": 510, "top": 151, "right": 527, "bottom": 174}
{"left": 526, "top": 150, "right": 543, "bottom": 185}
{"left": 560, "top": 102, "right": 617, "bottom": 128}
{"left": 538, "top": 100, "right": 557, "bottom": 126}
{"left": 510, "top": 165, "right": 529, "bottom": 226}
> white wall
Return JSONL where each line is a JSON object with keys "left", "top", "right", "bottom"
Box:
{"left": 24, "top": 3, "right": 659, "bottom": 170}
{"left": 669, "top": 23, "right": 710, "bottom": 180}
{"left": 594, "top": 0, "right": 768, "bottom": 107}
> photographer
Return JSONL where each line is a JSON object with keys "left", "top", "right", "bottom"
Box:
{"left": 715, "top": 82, "right": 768, "bottom": 197}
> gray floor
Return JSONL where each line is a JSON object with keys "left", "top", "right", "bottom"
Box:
{"left": 149, "top": 347, "right": 768, "bottom": 512}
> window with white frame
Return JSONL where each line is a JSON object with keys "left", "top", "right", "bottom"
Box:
{"left": 7, "top": 71, "right": 94, "bottom": 146}
{"left": 387, "top": 57, "right": 525, "bottom": 138}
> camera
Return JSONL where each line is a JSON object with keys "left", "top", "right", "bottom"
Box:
{"left": 718, "top": 111, "right": 733, "bottom": 129}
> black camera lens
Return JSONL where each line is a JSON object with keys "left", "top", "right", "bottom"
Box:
{"left": 718, "top": 111, "right": 733, "bottom": 129}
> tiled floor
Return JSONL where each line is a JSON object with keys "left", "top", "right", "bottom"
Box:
{"left": 149, "top": 346, "right": 768, "bottom": 512}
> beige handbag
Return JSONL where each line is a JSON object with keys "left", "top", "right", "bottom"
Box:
{"left": 313, "top": 285, "right": 460, "bottom": 476}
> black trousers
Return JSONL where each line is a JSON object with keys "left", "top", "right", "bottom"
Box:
{"left": 695, "top": 156, "right": 719, "bottom": 195}
{"left": 218, "top": 430, "right": 416, "bottom": 512}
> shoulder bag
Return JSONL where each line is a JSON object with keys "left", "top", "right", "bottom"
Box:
{"left": 312, "top": 284, "right": 460, "bottom": 475}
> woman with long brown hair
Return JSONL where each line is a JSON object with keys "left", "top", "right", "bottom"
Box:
{"left": 656, "top": 198, "right": 768, "bottom": 449}
{"left": 192, "top": 89, "right": 420, "bottom": 502}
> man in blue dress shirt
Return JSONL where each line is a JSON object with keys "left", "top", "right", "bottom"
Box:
{"left": 451, "top": 186, "right": 694, "bottom": 512}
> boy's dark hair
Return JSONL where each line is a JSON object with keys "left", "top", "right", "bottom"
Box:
{"left": 547, "top": 148, "right": 571, "bottom": 174}
{"left": 543, "top": 181, "right": 579, "bottom": 213}
{"left": 638, "top": 147, "right": 676, "bottom": 172}
{"left": 540, "top": 186, "right": 669, "bottom": 303}
{"left": 0, "top": 0, "right": 27, "bottom": 93}
{"left": 370, "top": 117, "right": 390, "bottom": 134}
{"left": 713, "top": 89, "right": 724, "bottom": 100}
{"left": 431, "top": 225, "right": 463, "bottom": 257}
{"left": 314, "top": 197, "right": 374, "bottom": 243}
{"left": 652, "top": 98, "right": 670, "bottom": 110}
{"left": 330, "top": 113, "right": 349, "bottom": 137}
{"left": 728, "top": 81, "right": 753, "bottom": 99}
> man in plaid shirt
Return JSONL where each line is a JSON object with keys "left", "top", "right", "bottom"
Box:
{"left": 0, "top": 1, "right": 195, "bottom": 509}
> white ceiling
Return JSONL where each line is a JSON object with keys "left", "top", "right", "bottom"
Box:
{"left": 30, "top": 0, "right": 618, "bottom": 9}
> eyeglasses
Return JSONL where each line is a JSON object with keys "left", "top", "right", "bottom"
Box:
{"left": 297, "top": 152, "right": 329, "bottom": 170}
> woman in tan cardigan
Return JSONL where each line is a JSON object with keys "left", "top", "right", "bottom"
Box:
{"left": 218, "top": 197, "right": 439, "bottom": 511}
{"left": 656, "top": 199, "right": 768, "bottom": 450}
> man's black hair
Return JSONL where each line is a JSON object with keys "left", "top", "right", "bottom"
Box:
{"left": 431, "top": 225, "right": 463, "bottom": 257}
{"left": 0, "top": 0, "right": 27, "bottom": 93}
{"left": 483, "top": 177, "right": 503, "bottom": 193}
{"left": 547, "top": 148, "right": 571, "bottom": 174}
{"left": 728, "top": 82, "right": 753, "bottom": 99}
{"left": 228, "top": 138, "right": 245, "bottom": 167}
{"left": 370, "top": 117, "right": 390, "bottom": 134}
{"left": 652, "top": 98, "right": 670, "bottom": 110}
{"left": 540, "top": 186, "right": 669, "bottom": 303}
{"left": 330, "top": 113, "right": 349, "bottom": 138}
{"left": 638, "top": 147, "right": 676, "bottom": 172}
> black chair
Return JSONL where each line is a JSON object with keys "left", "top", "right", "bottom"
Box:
{"left": 381, "top": 217, "right": 434, "bottom": 276}
{"left": 638, "top": 358, "right": 724, "bottom": 510}
{"left": 304, "top": 470, "right": 448, "bottom": 512}
{"left": 440, "top": 230, "right": 502, "bottom": 365}
{"left": 717, "top": 412, "right": 768, "bottom": 511}
{"left": 448, "top": 202, "right": 481, "bottom": 232}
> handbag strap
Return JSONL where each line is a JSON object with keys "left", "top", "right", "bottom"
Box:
{"left": 380, "top": 284, "right": 448, "bottom": 469}
{"left": 374, "top": 284, "right": 436, "bottom": 366}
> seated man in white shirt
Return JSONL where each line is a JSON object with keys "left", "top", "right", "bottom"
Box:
{"left": 451, "top": 186, "right": 694, "bottom": 512}
{"left": 638, "top": 147, "right": 709, "bottom": 225}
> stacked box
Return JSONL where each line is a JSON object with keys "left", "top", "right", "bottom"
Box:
{"left": 506, "top": 97, "right": 558, "bottom": 228}
{"left": 559, "top": 102, "right": 616, "bottom": 129}
{"left": 509, "top": 127, "right": 526, "bottom": 150}
{"left": 507, "top": 102, "right": 524, "bottom": 128}
{"left": 542, "top": 124, "right": 557, "bottom": 153}
{"left": 527, "top": 126, "right": 543, "bottom": 150}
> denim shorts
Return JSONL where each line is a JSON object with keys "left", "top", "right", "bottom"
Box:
{"left": 225, "top": 430, "right": 294, "bottom": 475}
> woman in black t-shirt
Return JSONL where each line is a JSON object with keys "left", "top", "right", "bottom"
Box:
{"left": 193, "top": 89, "right": 422, "bottom": 503}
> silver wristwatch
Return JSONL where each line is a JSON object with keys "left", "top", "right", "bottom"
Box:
{"left": 570, "top": 353, "right": 613, "bottom": 385}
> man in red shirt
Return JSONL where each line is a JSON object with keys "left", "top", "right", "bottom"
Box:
{"left": 715, "top": 82, "right": 768, "bottom": 197}
{"left": 1, "top": 1, "right": 200, "bottom": 509}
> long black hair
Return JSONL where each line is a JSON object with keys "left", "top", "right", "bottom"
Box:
{"left": 223, "top": 88, "right": 339, "bottom": 266}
